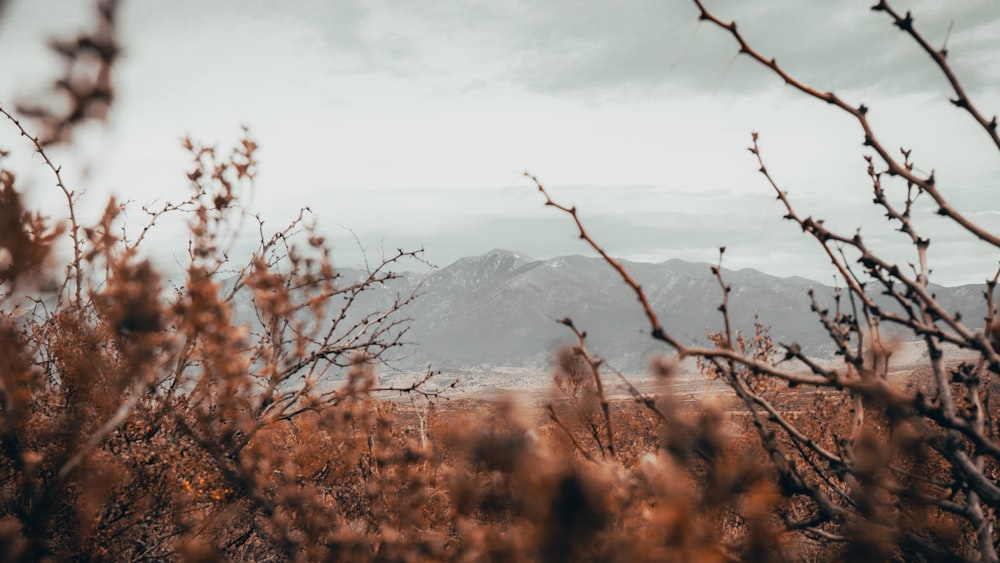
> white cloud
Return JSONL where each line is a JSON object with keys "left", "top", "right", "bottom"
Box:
{"left": 0, "top": 1, "right": 995, "bottom": 286}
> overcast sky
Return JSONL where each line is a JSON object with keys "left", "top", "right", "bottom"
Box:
{"left": 1, "top": 1, "right": 998, "bottom": 286}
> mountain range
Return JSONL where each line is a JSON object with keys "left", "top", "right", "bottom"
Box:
{"left": 229, "top": 249, "right": 986, "bottom": 375}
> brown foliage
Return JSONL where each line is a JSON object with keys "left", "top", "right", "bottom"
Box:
{"left": 0, "top": 84, "right": 803, "bottom": 562}
{"left": 2, "top": 1, "right": 999, "bottom": 561}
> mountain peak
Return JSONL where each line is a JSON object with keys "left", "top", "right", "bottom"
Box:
{"left": 445, "top": 249, "right": 536, "bottom": 271}
{"left": 481, "top": 248, "right": 535, "bottom": 262}
{"left": 434, "top": 249, "right": 536, "bottom": 289}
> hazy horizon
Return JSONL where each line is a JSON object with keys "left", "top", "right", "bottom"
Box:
{"left": 1, "top": 1, "right": 997, "bottom": 286}
{"left": 313, "top": 246, "right": 987, "bottom": 290}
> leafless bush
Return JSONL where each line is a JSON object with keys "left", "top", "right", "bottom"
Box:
{"left": 1, "top": 4, "right": 440, "bottom": 560}
{"left": 530, "top": 1, "right": 1000, "bottom": 560}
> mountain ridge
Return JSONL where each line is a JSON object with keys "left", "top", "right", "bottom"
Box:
{"left": 229, "top": 249, "right": 988, "bottom": 374}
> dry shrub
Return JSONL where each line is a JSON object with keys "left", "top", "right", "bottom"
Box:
{"left": 3, "top": 1, "right": 1000, "bottom": 561}
{"left": 524, "top": 2, "right": 1000, "bottom": 561}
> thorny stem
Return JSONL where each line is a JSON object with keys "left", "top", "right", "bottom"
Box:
{"left": 533, "top": 9, "right": 1000, "bottom": 540}
{"left": 870, "top": 1, "right": 1000, "bottom": 152}
{"left": 558, "top": 317, "right": 616, "bottom": 460}
{"left": 526, "top": 173, "right": 678, "bottom": 348}
{"left": 692, "top": 0, "right": 1000, "bottom": 248}
{"left": 0, "top": 105, "right": 83, "bottom": 303}
{"left": 749, "top": 134, "right": 1000, "bottom": 372}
